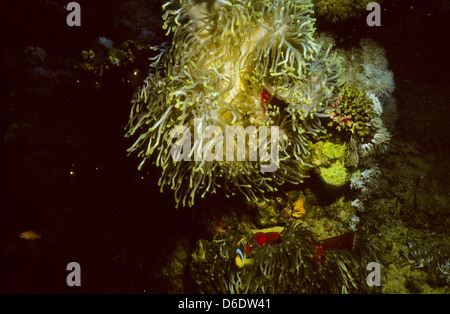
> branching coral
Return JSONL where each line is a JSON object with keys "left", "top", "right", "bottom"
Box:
{"left": 327, "top": 84, "right": 377, "bottom": 137}
{"left": 125, "top": 0, "right": 344, "bottom": 207}
{"left": 338, "top": 88, "right": 391, "bottom": 168}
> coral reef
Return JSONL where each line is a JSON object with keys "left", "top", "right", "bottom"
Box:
{"left": 343, "top": 99, "right": 391, "bottom": 168}
{"left": 350, "top": 164, "right": 380, "bottom": 203}
{"left": 160, "top": 240, "right": 191, "bottom": 293}
{"left": 355, "top": 139, "right": 450, "bottom": 293}
{"left": 75, "top": 37, "right": 144, "bottom": 78}
{"left": 124, "top": 0, "right": 398, "bottom": 294}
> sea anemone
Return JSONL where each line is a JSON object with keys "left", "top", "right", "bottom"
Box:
{"left": 125, "top": 0, "right": 343, "bottom": 207}
{"left": 191, "top": 221, "right": 380, "bottom": 293}
{"left": 190, "top": 223, "right": 321, "bottom": 293}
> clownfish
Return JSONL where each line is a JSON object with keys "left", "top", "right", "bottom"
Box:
{"left": 235, "top": 232, "right": 282, "bottom": 268}
{"left": 235, "top": 238, "right": 254, "bottom": 268}
{"left": 235, "top": 239, "right": 248, "bottom": 268}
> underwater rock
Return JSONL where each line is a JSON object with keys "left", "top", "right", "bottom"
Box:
{"left": 325, "top": 196, "right": 357, "bottom": 225}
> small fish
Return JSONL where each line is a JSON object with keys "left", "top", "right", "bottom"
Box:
{"left": 235, "top": 238, "right": 256, "bottom": 268}
{"left": 235, "top": 239, "right": 248, "bottom": 268}
{"left": 235, "top": 232, "right": 281, "bottom": 267}
{"left": 19, "top": 230, "right": 42, "bottom": 240}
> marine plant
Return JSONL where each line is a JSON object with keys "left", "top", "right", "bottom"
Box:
{"left": 125, "top": 0, "right": 345, "bottom": 207}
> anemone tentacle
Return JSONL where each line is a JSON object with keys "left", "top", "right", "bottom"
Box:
{"left": 125, "top": 0, "right": 388, "bottom": 208}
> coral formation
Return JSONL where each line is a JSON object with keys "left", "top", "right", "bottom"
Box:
{"left": 312, "top": 0, "right": 379, "bottom": 23}
{"left": 350, "top": 164, "right": 380, "bottom": 202}
{"left": 327, "top": 84, "right": 377, "bottom": 137}
{"left": 338, "top": 39, "right": 395, "bottom": 98}
{"left": 343, "top": 95, "right": 391, "bottom": 168}
{"left": 75, "top": 38, "right": 138, "bottom": 77}
{"left": 319, "top": 160, "right": 348, "bottom": 186}
{"left": 292, "top": 197, "right": 306, "bottom": 218}
{"left": 321, "top": 141, "right": 346, "bottom": 159}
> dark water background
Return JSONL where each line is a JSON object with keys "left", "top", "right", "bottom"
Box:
{"left": 0, "top": 0, "right": 449, "bottom": 293}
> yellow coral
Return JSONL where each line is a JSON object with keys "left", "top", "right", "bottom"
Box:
{"left": 125, "top": 48, "right": 135, "bottom": 63}
{"left": 292, "top": 198, "right": 306, "bottom": 218}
